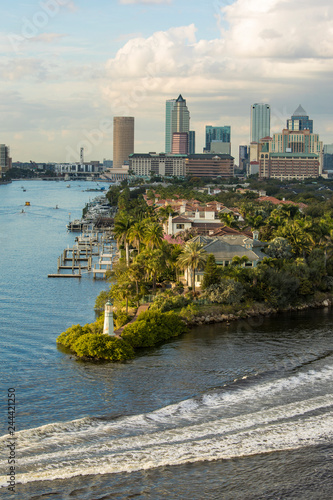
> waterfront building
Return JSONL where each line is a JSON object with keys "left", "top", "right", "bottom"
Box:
{"left": 100, "top": 165, "right": 129, "bottom": 182}
{"left": 287, "top": 105, "right": 313, "bottom": 133}
{"left": 250, "top": 103, "right": 270, "bottom": 143}
{"left": 129, "top": 153, "right": 186, "bottom": 177}
{"left": 54, "top": 161, "right": 102, "bottom": 178}
{"left": 113, "top": 117, "right": 134, "bottom": 169}
{"left": 0, "top": 144, "right": 12, "bottom": 178}
{"left": 205, "top": 126, "right": 231, "bottom": 152}
{"left": 185, "top": 154, "right": 234, "bottom": 178}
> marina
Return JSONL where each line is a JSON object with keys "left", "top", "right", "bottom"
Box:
{"left": 48, "top": 230, "right": 116, "bottom": 278}
{"left": 48, "top": 192, "right": 118, "bottom": 278}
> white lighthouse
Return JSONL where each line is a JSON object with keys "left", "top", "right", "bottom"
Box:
{"left": 103, "top": 300, "right": 114, "bottom": 335}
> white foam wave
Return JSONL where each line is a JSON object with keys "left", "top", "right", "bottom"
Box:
{"left": 0, "top": 393, "right": 332, "bottom": 486}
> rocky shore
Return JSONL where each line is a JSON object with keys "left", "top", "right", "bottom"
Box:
{"left": 183, "top": 297, "right": 332, "bottom": 327}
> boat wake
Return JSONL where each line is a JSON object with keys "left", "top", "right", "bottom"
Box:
{"left": 1, "top": 362, "right": 332, "bottom": 486}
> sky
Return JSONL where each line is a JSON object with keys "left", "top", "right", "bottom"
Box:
{"left": 1, "top": 0, "right": 333, "bottom": 164}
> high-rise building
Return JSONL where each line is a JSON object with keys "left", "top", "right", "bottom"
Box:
{"left": 239, "top": 145, "right": 249, "bottom": 171}
{"left": 129, "top": 153, "right": 186, "bottom": 177}
{"left": 250, "top": 103, "right": 270, "bottom": 143}
{"left": 113, "top": 117, "right": 134, "bottom": 170}
{"left": 287, "top": 105, "right": 313, "bottom": 133}
{"left": 205, "top": 126, "right": 230, "bottom": 151}
{"left": 258, "top": 126, "right": 323, "bottom": 180}
{"left": 0, "top": 144, "right": 12, "bottom": 178}
{"left": 323, "top": 144, "right": 333, "bottom": 171}
{"left": 189, "top": 131, "right": 195, "bottom": 155}
{"left": 165, "top": 95, "right": 190, "bottom": 153}
{"left": 165, "top": 99, "right": 176, "bottom": 153}
{"left": 171, "top": 133, "right": 188, "bottom": 154}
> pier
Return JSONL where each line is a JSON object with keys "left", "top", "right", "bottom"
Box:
{"left": 48, "top": 228, "right": 117, "bottom": 279}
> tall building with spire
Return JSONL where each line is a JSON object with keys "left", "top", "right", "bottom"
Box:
{"left": 287, "top": 105, "right": 313, "bottom": 133}
{"left": 250, "top": 103, "right": 271, "bottom": 143}
{"left": 165, "top": 95, "right": 190, "bottom": 153}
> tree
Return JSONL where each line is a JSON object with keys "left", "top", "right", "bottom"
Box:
{"left": 231, "top": 255, "right": 250, "bottom": 267}
{"left": 177, "top": 241, "right": 207, "bottom": 292}
{"left": 128, "top": 220, "right": 146, "bottom": 255}
{"left": 144, "top": 221, "right": 164, "bottom": 250}
{"left": 113, "top": 213, "right": 133, "bottom": 266}
{"left": 204, "top": 279, "right": 245, "bottom": 304}
{"left": 202, "top": 254, "right": 221, "bottom": 290}
{"left": 266, "top": 237, "right": 292, "bottom": 259}
{"left": 138, "top": 248, "right": 165, "bottom": 292}
{"left": 218, "top": 212, "right": 240, "bottom": 229}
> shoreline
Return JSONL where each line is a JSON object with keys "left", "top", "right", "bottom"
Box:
{"left": 182, "top": 295, "right": 333, "bottom": 328}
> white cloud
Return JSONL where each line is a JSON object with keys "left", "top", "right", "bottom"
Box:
{"left": 29, "top": 33, "right": 67, "bottom": 43}
{"left": 3, "top": 0, "right": 333, "bottom": 161}
{"left": 101, "top": 0, "right": 333, "bottom": 157}
{"left": 221, "top": 0, "right": 333, "bottom": 58}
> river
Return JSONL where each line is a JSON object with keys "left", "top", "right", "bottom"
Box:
{"left": 0, "top": 180, "right": 332, "bottom": 499}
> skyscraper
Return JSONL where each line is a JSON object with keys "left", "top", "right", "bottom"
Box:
{"left": 165, "top": 94, "right": 190, "bottom": 153}
{"left": 287, "top": 105, "right": 313, "bottom": 133}
{"left": 205, "top": 126, "right": 231, "bottom": 151}
{"left": 113, "top": 117, "right": 134, "bottom": 170}
{"left": 0, "top": 144, "right": 11, "bottom": 178}
{"left": 250, "top": 103, "right": 271, "bottom": 143}
{"left": 171, "top": 133, "right": 188, "bottom": 154}
{"left": 189, "top": 131, "right": 195, "bottom": 155}
{"left": 165, "top": 99, "right": 176, "bottom": 153}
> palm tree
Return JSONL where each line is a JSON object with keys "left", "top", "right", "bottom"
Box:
{"left": 231, "top": 255, "right": 250, "bottom": 267}
{"left": 128, "top": 220, "right": 146, "bottom": 255}
{"left": 177, "top": 241, "right": 207, "bottom": 292}
{"left": 139, "top": 248, "right": 164, "bottom": 293}
{"left": 113, "top": 213, "right": 133, "bottom": 266}
{"left": 218, "top": 212, "right": 240, "bottom": 229}
{"left": 158, "top": 205, "right": 178, "bottom": 224}
{"left": 144, "top": 221, "right": 164, "bottom": 250}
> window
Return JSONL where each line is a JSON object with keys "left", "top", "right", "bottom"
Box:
{"left": 176, "top": 224, "right": 184, "bottom": 229}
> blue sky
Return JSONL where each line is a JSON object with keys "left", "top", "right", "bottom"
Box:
{"left": 1, "top": 0, "right": 333, "bottom": 163}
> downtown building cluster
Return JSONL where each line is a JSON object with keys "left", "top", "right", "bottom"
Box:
{"left": 3, "top": 96, "right": 333, "bottom": 182}
{"left": 113, "top": 97, "right": 331, "bottom": 182}
{"left": 248, "top": 104, "right": 324, "bottom": 180}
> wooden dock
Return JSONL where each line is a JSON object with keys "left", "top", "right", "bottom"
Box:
{"left": 48, "top": 274, "right": 81, "bottom": 278}
{"left": 49, "top": 226, "right": 116, "bottom": 279}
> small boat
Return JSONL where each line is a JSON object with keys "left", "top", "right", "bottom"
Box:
{"left": 25, "top": 201, "right": 30, "bottom": 206}
{"left": 55, "top": 205, "right": 59, "bottom": 209}
{"left": 66, "top": 185, "right": 70, "bottom": 188}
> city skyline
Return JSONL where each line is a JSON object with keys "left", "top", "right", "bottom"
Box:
{"left": 1, "top": 0, "right": 333, "bottom": 163}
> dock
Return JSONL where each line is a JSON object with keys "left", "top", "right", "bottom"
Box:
{"left": 48, "top": 274, "right": 81, "bottom": 278}
{"left": 48, "top": 227, "right": 117, "bottom": 279}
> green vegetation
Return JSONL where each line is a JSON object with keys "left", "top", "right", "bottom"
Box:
{"left": 58, "top": 177, "right": 333, "bottom": 362}
{"left": 56, "top": 310, "right": 187, "bottom": 361}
